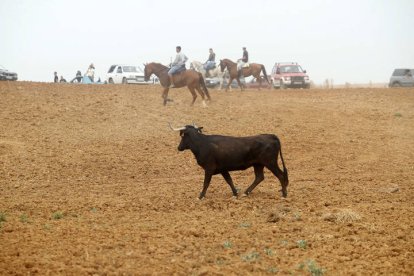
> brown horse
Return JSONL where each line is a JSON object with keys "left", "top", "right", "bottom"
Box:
{"left": 144, "top": 63, "right": 211, "bottom": 106}
{"left": 219, "top": 59, "right": 270, "bottom": 91}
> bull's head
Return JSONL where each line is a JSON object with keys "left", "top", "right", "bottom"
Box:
{"left": 169, "top": 123, "right": 203, "bottom": 151}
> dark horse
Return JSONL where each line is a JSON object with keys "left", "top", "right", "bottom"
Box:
{"left": 219, "top": 59, "right": 270, "bottom": 91}
{"left": 144, "top": 63, "right": 211, "bottom": 106}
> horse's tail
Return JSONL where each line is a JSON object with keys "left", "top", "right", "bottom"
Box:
{"left": 198, "top": 73, "right": 211, "bottom": 101}
{"left": 261, "top": 64, "right": 270, "bottom": 84}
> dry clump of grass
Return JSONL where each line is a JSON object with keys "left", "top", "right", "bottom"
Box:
{"left": 322, "top": 209, "right": 361, "bottom": 223}
{"left": 266, "top": 206, "right": 292, "bottom": 223}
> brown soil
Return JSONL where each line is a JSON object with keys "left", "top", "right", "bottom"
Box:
{"left": 1, "top": 82, "right": 413, "bottom": 275}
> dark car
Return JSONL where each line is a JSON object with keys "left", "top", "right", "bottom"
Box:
{"left": 389, "top": 69, "right": 414, "bottom": 87}
{"left": 0, "top": 65, "right": 18, "bottom": 81}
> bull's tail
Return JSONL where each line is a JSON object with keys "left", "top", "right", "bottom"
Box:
{"left": 261, "top": 64, "right": 270, "bottom": 84}
{"left": 279, "top": 142, "right": 288, "bottom": 183}
{"left": 198, "top": 72, "right": 211, "bottom": 101}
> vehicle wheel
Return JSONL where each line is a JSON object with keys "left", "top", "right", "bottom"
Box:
{"left": 391, "top": 82, "right": 401, "bottom": 87}
{"left": 280, "top": 80, "right": 286, "bottom": 89}
{"left": 108, "top": 78, "right": 114, "bottom": 84}
{"left": 122, "top": 77, "right": 127, "bottom": 84}
{"left": 304, "top": 84, "right": 310, "bottom": 89}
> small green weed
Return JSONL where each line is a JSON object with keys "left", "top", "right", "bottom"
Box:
{"left": 20, "top": 214, "right": 29, "bottom": 223}
{"left": 293, "top": 212, "right": 302, "bottom": 221}
{"left": 268, "top": 267, "right": 279, "bottom": 273}
{"left": 0, "top": 212, "right": 6, "bottom": 223}
{"left": 223, "top": 241, "right": 233, "bottom": 249}
{"left": 43, "top": 223, "right": 51, "bottom": 230}
{"left": 241, "top": 251, "right": 260, "bottom": 262}
{"left": 280, "top": 240, "right": 289, "bottom": 246}
{"left": 264, "top": 248, "right": 274, "bottom": 256}
{"left": 297, "top": 240, "right": 308, "bottom": 250}
{"left": 296, "top": 260, "right": 325, "bottom": 275}
{"left": 52, "top": 211, "right": 64, "bottom": 220}
{"left": 239, "top": 222, "right": 251, "bottom": 228}
{"left": 215, "top": 257, "right": 226, "bottom": 265}
{"left": 394, "top": 112, "right": 402, "bottom": 117}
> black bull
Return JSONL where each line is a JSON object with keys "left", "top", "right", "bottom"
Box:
{"left": 170, "top": 124, "right": 289, "bottom": 199}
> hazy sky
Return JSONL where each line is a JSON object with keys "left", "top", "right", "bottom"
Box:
{"left": 1, "top": 0, "right": 413, "bottom": 84}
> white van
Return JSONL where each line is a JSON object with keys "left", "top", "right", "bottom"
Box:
{"left": 106, "top": 65, "right": 157, "bottom": 84}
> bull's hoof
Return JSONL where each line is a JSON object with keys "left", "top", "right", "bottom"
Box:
{"left": 242, "top": 192, "right": 249, "bottom": 197}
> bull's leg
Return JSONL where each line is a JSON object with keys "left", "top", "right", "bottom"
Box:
{"left": 199, "top": 171, "right": 213, "bottom": 199}
{"left": 244, "top": 165, "right": 265, "bottom": 195}
{"left": 266, "top": 162, "right": 288, "bottom": 198}
{"left": 221, "top": 171, "right": 238, "bottom": 197}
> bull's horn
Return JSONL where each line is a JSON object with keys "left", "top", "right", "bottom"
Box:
{"left": 168, "top": 123, "right": 186, "bottom": 131}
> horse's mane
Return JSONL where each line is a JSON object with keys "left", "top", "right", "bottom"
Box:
{"left": 150, "top": 62, "right": 168, "bottom": 69}
{"left": 222, "top": 58, "right": 236, "bottom": 65}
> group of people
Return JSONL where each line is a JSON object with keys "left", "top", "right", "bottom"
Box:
{"left": 53, "top": 71, "right": 67, "bottom": 83}
{"left": 53, "top": 63, "right": 95, "bottom": 83}
{"left": 168, "top": 46, "right": 249, "bottom": 87}
{"left": 53, "top": 48, "right": 249, "bottom": 86}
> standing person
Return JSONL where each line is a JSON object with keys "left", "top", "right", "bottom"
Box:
{"left": 54, "top": 71, "right": 58, "bottom": 83}
{"left": 86, "top": 63, "right": 95, "bottom": 82}
{"left": 168, "top": 46, "right": 188, "bottom": 88}
{"left": 203, "top": 48, "right": 216, "bottom": 76}
{"left": 237, "top": 47, "right": 249, "bottom": 78}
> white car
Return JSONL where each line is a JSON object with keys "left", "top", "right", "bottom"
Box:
{"left": 106, "top": 65, "right": 157, "bottom": 84}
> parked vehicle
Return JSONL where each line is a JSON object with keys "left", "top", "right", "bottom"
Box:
{"left": 106, "top": 65, "right": 156, "bottom": 84}
{"left": 389, "top": 68, "right": 414, "bottom": 87}
{"left": 271, "top": 62, "right": 310, "bottom": 89}
{"left": 205, "top": 78, "right": 220, "bottom": 88}
{"left": 0, "top": 65, "right": 18, "bottom": 81}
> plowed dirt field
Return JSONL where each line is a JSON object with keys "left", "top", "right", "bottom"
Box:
{"left": 1, "top": 82, "right": 413, "bottom": 275}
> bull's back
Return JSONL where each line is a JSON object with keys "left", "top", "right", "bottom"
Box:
{"left": 207, "top": 134, "right": 280, "bottom": 172}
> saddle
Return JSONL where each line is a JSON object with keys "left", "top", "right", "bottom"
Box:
{"left": 242, "top": 63, "right": 250, "bottom": 68}
{"left": 172, "top": 64, "right": 186, "bottom": 75}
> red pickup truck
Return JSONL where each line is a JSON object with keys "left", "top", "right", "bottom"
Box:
{"left": 271, "top": 62, "right": 310, "bottom": 89}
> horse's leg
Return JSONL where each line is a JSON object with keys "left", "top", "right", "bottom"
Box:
{"left": 225, "top": 77, "right": 233, "bottom": 92}
{"left": 195, "top": 85, "right": 207, "bottom": 107}
{"left": 236, "top": 77, "right": 244, "bottom": 91}
{"left": 188, "top": 86, "right": 197, "bottom": 106}
{"left": 162, "top": 87, "right": 170, "bottom": 106}
{"left": 256, "top": 74, "right": 262, "bottom": 91}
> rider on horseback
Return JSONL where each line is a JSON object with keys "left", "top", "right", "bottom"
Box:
{"left": 168, "top": 46, "right": 188, "bottom": 88}
{"left": 237, "top": 47, "right": 249, "bottom": 78}
{"left": 203, "top": 48, "right": 216, "bottom": 77}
